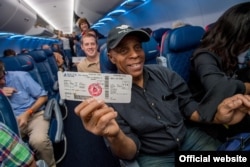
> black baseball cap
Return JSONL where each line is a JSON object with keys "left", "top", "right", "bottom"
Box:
{"left": 107, "top": 25, "right": 150, "bottom": 50}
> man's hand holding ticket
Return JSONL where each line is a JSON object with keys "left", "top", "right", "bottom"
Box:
{"left": 58, "top": 71, "right": 132, "bottom": 103}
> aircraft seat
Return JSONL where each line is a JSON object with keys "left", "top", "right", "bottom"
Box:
{"left": 0, "top": 55, "right": 44, "bottom": 89}
{"left": 151, "top": 28, "right": 171, "bottom": 49}
{"left": 0, "top": 89, "right": 49, "bottom": 167}
{"left": 27, "top": 50, "right": 58, "bottom": 100}
{"left": 0, "top": 90, "right": 20, "bottom": 136}
{"left": 161, "top": 25, "right": 205, "bottom": 82}
{"left": 0, "top": 55, "right": 66, "bottom": 164}
{"left": 100, "top": 44, "right": 117, "bottom": 73}
{"left": 142, "top": 37, "right": 160, "bottom": 64}
{"left": 43, "top": 49, "right": 59, "bottom": 80}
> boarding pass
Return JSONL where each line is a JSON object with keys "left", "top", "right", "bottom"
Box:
{"left": 58, "top": 71, "right": 132, "bottom": 103}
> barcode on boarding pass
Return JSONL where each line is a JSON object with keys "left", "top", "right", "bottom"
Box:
{"left": 58, "top": 71, "right": 132, "bottom": 103}
{"left": 105, "top": 75, "right": 109, "bottom": 98}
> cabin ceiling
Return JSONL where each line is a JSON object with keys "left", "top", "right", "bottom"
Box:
{"left": 2, "top": 0, "right": 248, "bottom": 37}
{"left": 23, "top": 0, "right": 123, "bottom": 34}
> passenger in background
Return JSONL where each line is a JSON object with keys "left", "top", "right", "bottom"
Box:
{"left": 74, "top": 17, "right": 91, "bottom": 57}
{"left": 58, "top": 31, "right": 73, "bottom": 70}
{"left": 52, "top": 43, "right": 64, "bottom": 56}
{"left": 0, "top": 122, "right": 37, "bottom": 167}
{"left": 172, "top": 20, "right": 189, "bottom": 28}
{"left": 3, "top": 49, "right": 16, "bottom": 57}
{"left": 0, "top": 61, "right": 56, "bottom": 167}
{"left": 77, "top": 32, "right": 100, "bottom": 73}
{"left": 75, "top": 25, "right": 250, "bottom": 167}
{"left": 21, "top": 48, "right": 29, "bottom": 54}
{"left": 68, "top": 31, "right": 77, "bottom": 57}
{"left": 42, "top": 44, "right": 64, "bottom": 71}
{"left": 188, "top": 2, "right": 250, "bottom": 141}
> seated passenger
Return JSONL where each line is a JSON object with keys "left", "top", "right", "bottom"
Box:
{"left": 42, "top": 44, "right": 64, "bottom": 71}
{"left": 75, "top": 25, "right": 250, "bottom": 167}
{"left": 0, "top": 61, "right": 56, "bottom": 167}
{"left": 171, "top": 20, "right": 189, "bottom": 29}
{"left": 0, "top": 122, "right": 37, "bottom": 167}
{"left": 3, "top": 49, "right": 16, "bottom": 57}
{"left": 188, "top": 2, "right": 250, "bottom": 141}
{"left": 77, "top": 33, "right": 100, "bottom": 73}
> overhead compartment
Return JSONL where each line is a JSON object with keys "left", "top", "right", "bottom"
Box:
{"left": 25, "top": 26, "right": 56, "bottom": 37}
{"left": 0, "top": 0, "right": 37, "bottom": 34}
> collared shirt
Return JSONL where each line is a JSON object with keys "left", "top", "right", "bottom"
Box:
{"left": 0, "top": 122, "right": 34, "bottom": 167}
{"left": 5, "top": 71, "right": 47, "bottom": 116}
{"left": 77, "top": 57, "right": 100, "bottom": 73}
{"left": 109, "top": 65, "right": 198, "bottom": 155}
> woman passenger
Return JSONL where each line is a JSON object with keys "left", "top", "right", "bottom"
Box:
{"left": 188, "top": 2, "right": 250, "bottom": 141}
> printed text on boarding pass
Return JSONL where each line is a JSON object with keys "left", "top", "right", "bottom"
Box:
{"left": 58, "top": 71, "right": 132, "bottom": 103}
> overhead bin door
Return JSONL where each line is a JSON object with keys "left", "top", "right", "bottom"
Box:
{"left": 0, "top": 0, "right": 36, "bottom": 34}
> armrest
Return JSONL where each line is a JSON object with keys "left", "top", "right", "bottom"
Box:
{"left": 44, "top": 98, "right": 64, "bottom": 143}
{"left": 53, "top": 80, "right": 59, "bottom": 91}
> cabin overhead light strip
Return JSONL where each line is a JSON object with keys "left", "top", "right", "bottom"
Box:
{"left": 98, "top": 18, "right": 113, "bottom": 22}
{"left": 107, "top": 9, "right": 126, "bottom": 17}
{"left": 91, "top": 0, "right": 150, "bottom": 29}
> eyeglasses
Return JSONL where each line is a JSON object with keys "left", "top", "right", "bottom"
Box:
{"left": 0, "top": 71, "right": 6, "bottom": 80}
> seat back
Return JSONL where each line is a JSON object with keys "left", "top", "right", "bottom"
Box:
{"left": 151, "top": 28, "right": 171, "bottom": 48}
{"left": 99, "top": 43, "right": 117, "bottom": 73}
{"left": 0, "top": 90, "right": 20, "bottom": 136}
{"left": 0, "top": 54, "right": 44, "bottom": 89}
{"left": 161, "top": 25, "right": 205, "bottom": 82}
{"left": 100, "top": 37, "right": 159, "bottom": 73}
{"left": 142, "top": 37, "right": 160, "bottom": 64}
{"left": 28, "top": 50, "right": 57, "bottom": 99}
{"left": 0, "top": 90, "right": 49, "bottom": 167}
{"left": 43, "top": 49, "right": 59, "bottom": 80}
{"left": 1, "top": 52, "right": 65, "bottom": 164}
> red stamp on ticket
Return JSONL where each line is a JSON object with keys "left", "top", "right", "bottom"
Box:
{"left": 88, "top": 83, "right": 102, "bottom": 96}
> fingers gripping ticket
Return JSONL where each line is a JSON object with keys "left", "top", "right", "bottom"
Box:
{"left": 74, "top": 98, "right": 118, "bottom": 135}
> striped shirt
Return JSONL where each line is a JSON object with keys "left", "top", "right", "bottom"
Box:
{"left": 0, "top": 122, "right": 34, "bottom": 167}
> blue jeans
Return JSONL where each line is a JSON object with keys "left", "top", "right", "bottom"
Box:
{"left": 137, "top": 127, "right": 221, "bottom": 167}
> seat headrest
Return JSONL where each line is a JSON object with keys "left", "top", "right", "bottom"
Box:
{"left": 168, "top": 26, "right": 205, "bottom": 52}
{"left": 28, "top": 50, "right": 47, "bottom": 62}
{"left": 43, "top": 49, "right": 54, "bottom": 58}
{"left": 99, "top": 43, "right": 117, "bottom": 73}
{"left": 151, "top": 28, "right": 171, "bottom": 44}
{"left": 0, "top": 90, "right": 20, "bottom": 135}
{"left": 142, "top": 37, "right": 159, "bottom": 64}
{"left": 0, "top": 55, "right": 34, "bottom": 71}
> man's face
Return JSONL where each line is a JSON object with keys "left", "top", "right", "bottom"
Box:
{"left": 108, "top": 35, "right": 145, "bottom": 79}
{"left": 0, "top": 71, "right": 6, "bottom": 87}
{"left": 81, "top": 36, "right": 98, "bottom": 58}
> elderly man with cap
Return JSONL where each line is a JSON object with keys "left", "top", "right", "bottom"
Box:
{"left": 74, "top": 25, "right": 250, "bottom": 167}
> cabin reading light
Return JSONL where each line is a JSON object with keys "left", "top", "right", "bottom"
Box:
{"left": 99, "top": 18, "right": 113, "bottom": 22}
{"left": 107, "top": 9, "right": 126, "bottom": 17}
{"left": 120, "top": 0, "right": 146, "bottom": 8}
